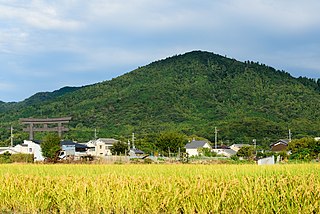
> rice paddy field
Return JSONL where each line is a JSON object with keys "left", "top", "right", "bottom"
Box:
{"left": 0, "top": 163, "right": 319, "bottom": 213}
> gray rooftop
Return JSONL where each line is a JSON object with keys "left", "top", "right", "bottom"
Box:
{"left": 223, "top": 149, "right": 237, "bottom": 155}
{"left": 185, "top": 140, "right": 209, "bottom": 149}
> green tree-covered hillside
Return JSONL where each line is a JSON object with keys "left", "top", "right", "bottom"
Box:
{"left": 0, "top": 51, "right": 319, "bottom": 147}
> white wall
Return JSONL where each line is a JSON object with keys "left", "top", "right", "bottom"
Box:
{"left": 186, "top": 148, "right": 199, "bottom": 156}
{"left": 13, "top": 140, "right": 44, "bottom": 161}
{"left": 86, "top": 138, "right": 118, "bottom": 157}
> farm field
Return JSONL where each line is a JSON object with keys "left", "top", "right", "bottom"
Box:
{"left": 0, "top": 163, "right": 319, "bottom": 213}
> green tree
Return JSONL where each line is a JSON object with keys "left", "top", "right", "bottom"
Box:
{"left": 288, "top": 137, "right": 319, "bottom": 160}
{"left": 155, "top": 132, "right": 187, "bottom": 155}
{"left": 111, "top": 141, "right": 128, "bottom": 155}
{"left": 198, "top": 147, "right": 216, "bottom": 157}
{"left": 236, "top": 146, "right": 254, "bottom": 159}
{"left": 41, "top": 133, "right": 61, "bottom": 161}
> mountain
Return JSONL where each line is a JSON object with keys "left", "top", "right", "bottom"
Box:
{"left": 22, "top": 86, "right": 81, "bottom": 105}
{"left": 0, "top": 51, "right": 319, "bottom": 147}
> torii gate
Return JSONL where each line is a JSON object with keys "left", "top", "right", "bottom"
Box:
{"left": 20, "top": 117, "right": 72, "bottom": 140}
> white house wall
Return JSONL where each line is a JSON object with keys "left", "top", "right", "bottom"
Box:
{"left": 85, "top": 138, "right": 117, "bottom": 157}
{"left": 13, "top": 140, "right": 45, "bottom": 161}
{"left": 186, "top": 148, "right": 199, "bottom": 156}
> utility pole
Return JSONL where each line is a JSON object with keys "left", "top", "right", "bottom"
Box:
{"left": 127, "top": 140, "right": 131, "bottom": 151}
{"left": 132, "top": 133, "right": 135, "bottom": 149}
{"left": 94, "top": 128, "right": 97, "bottom": 140}
{"left": 288, "top": 129, "right": 292, "bottom": 142}
{"left": 215, "top": 127, "right": 218, "bottom": 149}
{"left": 253, "top": 139, "right": 257, "bottom": 156}
{"left": 10, "top": 126, "right": 14, "bottom": 147}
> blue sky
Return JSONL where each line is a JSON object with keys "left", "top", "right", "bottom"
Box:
{"left": 1, "top": 0, "right": 320, "bottom": 102}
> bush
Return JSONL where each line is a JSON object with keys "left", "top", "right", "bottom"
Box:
{"left": 230, "top": 155, "right": 239, "bottom": 161}
{"left": 0, "top": 152, "right": 12, "bottom": 163}
{"left": 10, "top": 154, "right": 34, "bottom": 163}
{"left": 144, "top": 158, "right": 153, "bottom": 164}
{"left": 0, "top": 152, "right": 34, "bottom": 163}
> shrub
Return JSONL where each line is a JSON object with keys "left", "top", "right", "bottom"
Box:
{"left": 10, "top": 154, "right": 34, "bottom": 163}
{"left": 144, "top": 158, "right": 153, "bottom": 164}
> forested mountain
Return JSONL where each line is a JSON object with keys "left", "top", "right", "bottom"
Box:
{"left": 1, "top": 51, "right": 319, "bottom": 147}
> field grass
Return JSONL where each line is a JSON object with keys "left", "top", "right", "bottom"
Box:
{"left": 0, "top": 163, "right": 319, "bottom": 213}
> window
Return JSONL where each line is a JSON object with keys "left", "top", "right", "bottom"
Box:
{"left": 99, "top": 145, "right": 102, "bottom": 149}
{"left": 29, "top": 148, "right": 32, "bottom": 153}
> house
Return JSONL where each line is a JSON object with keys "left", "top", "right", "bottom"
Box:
{"left": 213, "top": 148, "right": 237, "bottom": 158}
{"left": 13, "top": 140, "right": 45, "bottom": 161}
{"left": 270, "top": 139, "right": 289, "bottom": 152}
{"left": 185, "top": 140, "right": 212, "bottom": 156}
{"left": 0, "top": 147, "right": 18, "bottom": 155}
{"left": 315, "top": 137, "right": 320, "bottom": 141}
{"left": 230, "top": 144, "right": 250, "bottom": 152}
{"left": 129, "top": 148, "right": 147, "bottom": 159}
{"left": 61, "top": 140, "right": 88, "bottom": 153}
{"left": 86, "top": 138, "right": 118, "bottom": 157}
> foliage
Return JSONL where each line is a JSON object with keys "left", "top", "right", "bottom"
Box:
{"left": 10, "top": 153, "right": 34, "bottom": 163}
{"left": 155, "top": 132, "right": 188, "bottom": 155}
{"left": 111, "top": 141, "right": 128, "bottom": 155}
{"left": 0, "top": 151, "right": 12, "bottom": 163}
{"left": 0, "top": 152, "right": 34, "bottom": 163}
{"left": 288, "top": 137, "right": 320, "bottom": 160}
{"left": 40, "top": 133, "right": 61, "bottom": 161}
{"left": 230, "top": 155, "right": 239, "bottom": 161}
{"left": 198, "top": 147, "right": 216, "bottom": 157}
{"left": 256, "top": 151, "right": 275, "bottom": 159}
{"left": 0, "top": 51, "right": 319, "bottom": 147}
{"left": 236, "top": 146, "right": 254, "bottom": 159}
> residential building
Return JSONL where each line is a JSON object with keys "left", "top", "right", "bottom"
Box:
{"left": 185, "top": 140, "right": 212, "bottom": 156}
{"left": 213, "top": 148, "right": 237, "bottom": 157}
{"left": 0, "top": 147, "right": 18, "bottom": 155}
{"left": 230, "top": 144, "right": 250, "bottom": 152}
{"left": 13, "top": 140, "right": 45, "bottom": 161}
{"left": 270, "top": 139, "right": 289, "bottom": 152}
{"left": 86, "top": 138, "right": 118, "bottom": 157}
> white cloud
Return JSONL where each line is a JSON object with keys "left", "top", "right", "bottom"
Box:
{"left": 0, "top": 81, "right": 15, "bottom": 91}
{"left": 85, "top": 1, "right": 216, "bottom": 32}
{"left": 0, "top": 28, "right": 29, "bottom": 53}
{"left": 0, "top": 1, "right": 82, "bottom": 30}
{"left": 225, "top": 0, "right": 320, "bottom": 33}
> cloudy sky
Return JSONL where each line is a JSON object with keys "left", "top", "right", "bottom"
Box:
{"left": 1, "top": 0, "right": 320, "bottom": 102}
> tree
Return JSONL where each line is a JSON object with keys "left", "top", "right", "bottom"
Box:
{"left": 155, "top": 132, "right": 187, "bottom": 155}
{"left": 111, "top": 141, "right": 128, "bottom": 155}
{"left": 198, "top": 147, "right": 216, "bottom": 157}
{"left": 41, "top": 133, "right": 61, "bottom": 162}
{"left": 236, "top": 146, "right": 254, "bottom": 159}
{"left": 288, "top": 137, "right": 319, "bottom": 160}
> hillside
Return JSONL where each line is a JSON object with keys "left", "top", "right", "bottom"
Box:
{"left": 0, "top": 51, "right": 319, "bottom": 146}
